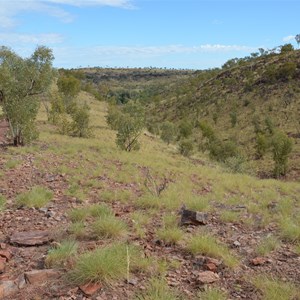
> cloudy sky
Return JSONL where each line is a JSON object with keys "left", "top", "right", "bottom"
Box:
{"left": 0, "top": 0, "right": 299, "bottom": 69}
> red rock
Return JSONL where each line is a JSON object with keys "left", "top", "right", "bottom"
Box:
{"left": 79, "top": 282, "right": 102, "bottom": 296}
{"left": 251, "top": 257, "right": 267, "bottom": 266}
{"left": 0, "top": 257, "right": 6, "bottom": 273}
{"left": 205, "top": 262, "right": 217, "bottom": 272}
{"left": 0, "top": 280, "right": 18, "bottom": 298}
{"left": 198, "top": 271, "right": 220, "bottom": 284}
{"left": 10, "top": 230, "right": 50, "bottom": 246}
{"left": 25, "top": 269, "right": 61, "bottom": 284}
{"left": 0, "top": 250, "right": 12, "bottom": 261}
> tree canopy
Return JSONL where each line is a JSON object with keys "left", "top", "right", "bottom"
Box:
{"left": 0, "top": 46, "right": 55, "bottom": 145}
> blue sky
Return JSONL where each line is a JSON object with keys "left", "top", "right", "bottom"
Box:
{"left": 0, "top": 0, "right": 299, "bottom": 69}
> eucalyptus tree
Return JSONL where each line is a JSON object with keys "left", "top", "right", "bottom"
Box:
{"left": 296, "top": 34, "right": 300, "bottom": 48}
{"left": 0, "top": 46, "right": 55, "bottom": 145}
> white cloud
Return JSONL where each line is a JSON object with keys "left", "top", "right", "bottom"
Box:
{"left": 52, "top": 44, "right": 255, "bottom": 68}
{"left": 0, "top": 0, "right": 134, "bottom": 28}
{"left": 0, "top": 32, "right": 64, "bottom": 44}
{"left": 283, "top": 35, "right": 295, "bottom": 42}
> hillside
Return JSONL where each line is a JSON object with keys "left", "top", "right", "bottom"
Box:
{"left": 146, "top": 49, "right": 300, "bottom": 180}
{"left": 0, "top": 94, "right": 300, "bottom": 299}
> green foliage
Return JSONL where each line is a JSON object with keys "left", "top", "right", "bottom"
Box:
{"left": 277, "top": 62, "right": 297, "bottom": 81}
{"left": 178, "top": 120, "right": 193, "bottom": 139}
{"left": 46, "top": 240, "right": 78, "bottom": 268}
{"left": 255, "top": 133, "right": 269, "bottom": 159}
{"left": 0, "top": 46, "right": 55, "bottom": 145}
{"left": 49, "top": 93, "right": 66, "bottom": 124}
{"left": 265, "top": 117, "right": 275, "bottom": 134}
{"left": 199, "top": 121, "right": 216, "bottom": 142}
{"left": 160, "top": 121, "right": 177, "bottom": 145}
{"left": 209, "top": 139, "right": 239, "bottom": 162}
{"left": 106, "top": 105, "right": 122, "bottom": 130}
{"left": 230, "top": 110, "right": 237, "bottom": 127}
{"left": 224, "top": 155, "right": 249, "bottom": 174}
{"left": 179, "top": 139, "right": 194, "bottom": 157}
{"left": 111, "top": 101, "right": 145, "bottom": 152}
{"left": 280, "top": 43, "right": 294, "bottom": 54}
{"left": 16, "top": 186, "right": 53, "bottom": 208}
{"left": 57, "top": 75, "right": 81, "bottom": 99}
{"left": 69, "top": 102, "right": 92, "bottom": 138}
{"left": 271, "top": 131, "right": 293, "bottom": 177}
{"left": 157, "top": 228, "right": 183, "bottom": 245}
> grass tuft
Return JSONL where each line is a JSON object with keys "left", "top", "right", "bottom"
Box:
{"left": 68, "top": 243, "right": 141, "bottom": 285}
{"left": 45, "top": 240, "right": 78, "bottom": 268}
{"left": 0, "top": 194, "right": 6, "bottom": 211}
{"left": 91, "top": 215, "right": 127, "bottom": 239}
{"left": 157, "top": 228, "right": 183, "bottom": 245}
{"left": 253, "top": 275, "right": 300, "bottom": 300}
{"left": 186, "top": 233, "right": 238, "bottom": 268}
{"left": 16, "top": 186, "right": 53, "bottom": 208}
{"left": 256, "top": 235, "right": 280, "bottom": 256}
{"left": 197, "top": 288, "right": 227, "bottom": 300}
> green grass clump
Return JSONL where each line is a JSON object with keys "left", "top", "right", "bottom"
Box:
{"left": 136, "top": 194, "right": 161, "bottom": 209}
{"left": 219, "top": 210, "right": 241, "bottom": 223}
{"left": 279, "top": 217, "right": 300, "bottom": 242}
{"left": 87, "top": 203, "right": 113, "bottom": 218}
{"left": 135, "top": 277, "right": 182, "bottom": 300}
{"left": 69, "top": 243, "right": 141, "bottom": 285}
{"left": 68, "top": 222, "right": 86, "bottom": 239}
{"left": 253, "top": 276, "right": 300, "bottom": 300}
{"left": 45, "top": 240, "right": 78, "bottom": 268}
{"left": 16, "top": 186, "right": 53, "bottom": 208}
{"left": 0, "top": 194, "right": 6, "bottom": 211}
{"left": 197, "top": 288, "right": 227, "bottom": 300}
{"left": 68, "top": 208, "right": 88, "bottom": 223}
{"left": 91, "top": 215, "right": 127, "bottom": 239}
{"left": 5, "top": 159, "right": 21, "bottom": 169}
{"left": 256, "top": 235, "right": 280, "bottom": 256}
{"left": 157, "top": 228, "right": 183, "bottom": 245}
{"left": 186, "top": 233, "right": 238, "bottom": 268}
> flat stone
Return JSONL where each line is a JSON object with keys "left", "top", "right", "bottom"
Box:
{"left": 25, "top": 269, "right": 61, "bottom": 284}
{"left": 0, "top": 280, "right": 18, "bottom": 298}
{"left": 10, "top": 230, "right": 50, "bottom": 246}
{"left": 198, "top": 271, "right": 220, "bottom": 284}
{"left": 180, "top": 209, "right": 208, "bottom": 226}
{"left": 79, "top": 282, "right": 102, "bottom": 296}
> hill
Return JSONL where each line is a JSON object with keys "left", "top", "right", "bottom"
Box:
{"left": 0, "top": 94, "right": 299, "bottom": 299}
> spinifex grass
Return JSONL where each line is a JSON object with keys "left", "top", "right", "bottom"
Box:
{"left": 256, "top": 235, "right": 280, "bottom": 256}
{"left": 187, "top": 233, "right": 239, "bottom": 268}
{"left": 0, "top": 194, "right": 6, "bottom": 211}
{"left": 253, "top": 275, "right": 300, "bottom": 300}
{"left": 68, "top": 243, "right": 141, "bottom": 285}
{"left": 16, "top": 186, "right": 53, "bottom": 208}
{"left": 91, "top": 215, "right": 127, "bottom": 239}
{"left": 46, "top": 240, "right": 78, "bottom": 268}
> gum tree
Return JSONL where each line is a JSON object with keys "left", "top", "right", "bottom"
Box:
{"left": 0, "top": 46, "right": 55, "bottom": 145}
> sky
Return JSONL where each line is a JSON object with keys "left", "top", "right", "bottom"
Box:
{"left": 0, "top": 0, "right": 299, "bottom": 70}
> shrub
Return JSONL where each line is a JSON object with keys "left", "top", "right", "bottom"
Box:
{"left": 178, "top": 120, "right": 193, "bottom": 139}
{"left": 16, "top": 186, "right": 53, "bottom": 208}
{"left": 271, "top": 131, "right": 293, "bottom": 177}
{"left": 179, "top": 139, "right": 194, "bottom": 157}
{"left": 69, "top": 103, "right": 92, "bottom": 138}
{"left": 209, "top": 140, "right": 239, "bottom": 162}
{"left": 160, "top": 121, "right": 177, "bottom": 145}
{"left": 255, "top": 133, "right": 269, "bottom": 159}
